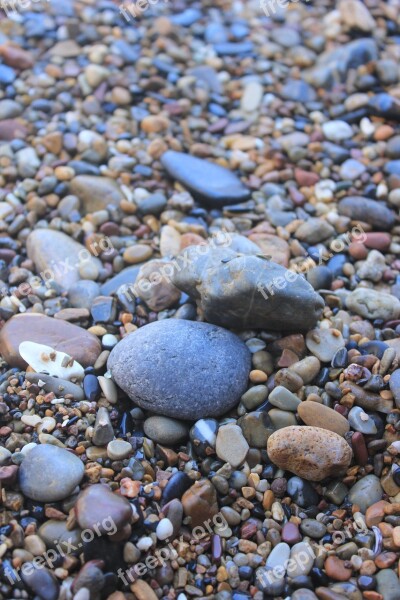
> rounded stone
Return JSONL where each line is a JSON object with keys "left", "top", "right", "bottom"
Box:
{"left": 108, "top": 320, "right": 251, "bottom": 420}
{"left": 19, "top": 445, "right": 84, "bottom": 502}
{"left": 75, "top": 484, "right": 132, "bottom": 533}
{"left": 306, "top": 328, "right": 345, "bottom": 363}
{"left": 106, "top": 439, "right": 133, "bottom": 461}
{"left": 298, "top": 401, "right": 350, "bottom": 437}
{"left": 143, "top": 416, "right": 189, "bottom": 445}
{"left": 348, "top": 474, "right": 383, "bottom": 513}
{"left": 267, "top": 426, "right": 353, "bottom": 482}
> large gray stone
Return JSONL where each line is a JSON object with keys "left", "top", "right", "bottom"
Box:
{"left": 19, "top": 445, "right": 84, "bottom": 502}
{"left": 171, "top": 245, "right": 324, "bottom": 331}
{"left": 161, "top": 151, "right": 251, "bottom": 207}
{"left": 108, "top": 320, "right": 251, "bottom": 420}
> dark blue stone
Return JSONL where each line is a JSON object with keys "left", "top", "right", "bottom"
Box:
{"left": 83, "top": 374, "right": 101, "bottom": 402}
{"left": 327, "top": 254, "right": 347, "bottom": 277}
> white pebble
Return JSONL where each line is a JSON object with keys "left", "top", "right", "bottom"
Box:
{"left": 102, "top": 334, "right": 118, "bottom": 349}
{"left": 156, "top": 518, "right": 173, "bottom": 541}
{"left": 136, "top": 536, "right": 153, "bottom": 551}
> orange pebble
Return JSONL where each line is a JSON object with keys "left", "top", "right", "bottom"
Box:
{"left": 249, "top": 369, "right": 268, "bottom": 383}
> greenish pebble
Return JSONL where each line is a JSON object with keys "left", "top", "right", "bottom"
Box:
{"left": 241, "top": 385, "right": 268, "bottom": 410}
{"left": 143, "top": 416, "right": 189, "bottom": 445}
{"left": 324, "top": 480, "right": 349, "bottom": 505}
{"left": 376, "top": 569, "right": 400, "bottom": 600}
{"left": 268, "top": 386, "right": 301, "bottom": 411}
{"left": 268, "top": 408, "right": 297, "bottom": 429}
{"left": 348, "top": 474, "right": 383, "bottom": 513}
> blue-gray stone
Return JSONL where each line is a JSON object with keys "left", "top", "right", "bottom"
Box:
{"left": 19, "top": 445, "right": 84, "bottom": 502}
{"left": 338, "top": 197, "right": 395, "bottom": 230}
{"left": 161, "top": 151, "right": 251, "bottom": 208}
{"left": 108, "top": 320, "right": 251, "bottom": 420}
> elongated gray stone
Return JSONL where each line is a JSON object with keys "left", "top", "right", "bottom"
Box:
{"left": 161, "top": 151, "right": 251, "bottom": 207}
{"left": 27, "top": 230, "right": 101, "bottom": 291}
{"left": 171, "top": 245, "right": 324, "bottom": 331}
{"left": 108, "top": 319, "right": 251, "bottom": 420}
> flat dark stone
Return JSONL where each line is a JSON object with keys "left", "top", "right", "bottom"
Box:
{"left": 161, "top": 151, "right": 251, "bottom": 208}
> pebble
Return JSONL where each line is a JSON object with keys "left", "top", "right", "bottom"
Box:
{"left": 92, "top": 407, "right": 114, "bottom": 446}
{"left": 156, "top": 518, "right": 174, "bottom": 541}
{"left": 161, "top": 151, "right": 251, "bottom": 208}
{"left": 19, "top": 445, "right": 84, "bottom": 502}
{"left": 306, "top": 329, "right": 345, "bottom": 362}
{"left": 216, "top": 424, "right": 249, "bottom": 468}
{"left": 181, "top": 480, "right": 218, "bottom": 529}
{"left": 27, "top": 229, "right": 101, "bottom": 291}
{"left": 348, "top": 474, "right": 383, "bottom": 513}
{"left": 298, "top": 401, "right": 350, "bottom": 437}
{"left": 19, "top": 341, "right": 84, "bottom": 381}
{"left": 338, "top": 197, "right": 395, "bottom": 230}
{"left": 348, "top": 406, "right": 377, "bottom": 434}
{"left": 267, "top": 426, "right": 353, "bottom": 481}
{"left": 346, "top": 289, "right": 400, "bottom": 321}
{"left": 75, "top": 484, "right": 132, "bottom": 533}
{"left": 189, "top": 419, "right": 218, "bottom": 456}
{"left": 69, "top": 176, "right": 123, "bottom": 214}
{"left": 322, "top": 121, "right": 353, "bottom": 142}
{"left": 287, "top": 476, "right": 319, "bottom": 507}
{"left": 21, "top": 565, "right": 59, "bottom": 600}
{"left": 108, "top": 319, "right": 251, "bottom": 420}
{"left": 107, "top": 439, "right": 132, "bottom": 461}
{"left": 143, "top": 416, "right": 189, "bottom": 445}
{"left": 0, "top": 314, "right": 101, "bottom": 369}
{"left": 268, "top": 386, "right": 300, "bottom": 411}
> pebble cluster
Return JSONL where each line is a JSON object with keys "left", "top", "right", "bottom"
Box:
{"left": 0, "top": 1, "right": 399, "bottom": 600}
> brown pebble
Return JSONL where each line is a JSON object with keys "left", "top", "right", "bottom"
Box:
{"left": 298, "top": 401, "right": 350, "bottom": 437}
{"left": 351, "top": 432, "right": 368, "bottom": 466}
{"left": 374, "top": 551, "right": 397, "bottom": 568}
{"left": 324, "top": 555, "right": 352, "bottom": 581}
{"left": 366, "top": 501, "right": 389, "bottom": 528}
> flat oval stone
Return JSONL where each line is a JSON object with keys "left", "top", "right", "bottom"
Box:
{"left": 143, "top": 416, "right": 189, "bottom": 445}
{"left": 306, "top": 329, "right": 345, "bottom": 363}
{"left": 75, "top": 484, "right": 132, "bottom": 533}
{"left": 267, "top": 426, "right": 353, "bottom": 481}
{"left": 108, "top": 320, "right": 251, "bottom": 420}
{"left": 0, "top": 313, "right": 101, "bottom": 369}
{"left": 19, "top": 445, "right": 84, "bottom": 502}
{"left": 26, "top": 229, "right": 101, "bottom": 291}
{"left": 348, "top": 406, "right": 377, "bottom": 434}
{"left": 269, "top": 386, "right": 300, "bottom": 411}
{"left": 298, "top": 401, "right": 350, "bottom": 437}
{"left": 161, "top": 150, "right": 251, "bottom": 207}
{"left": 288, "top": 542, "right": 315, "bottom": 577}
